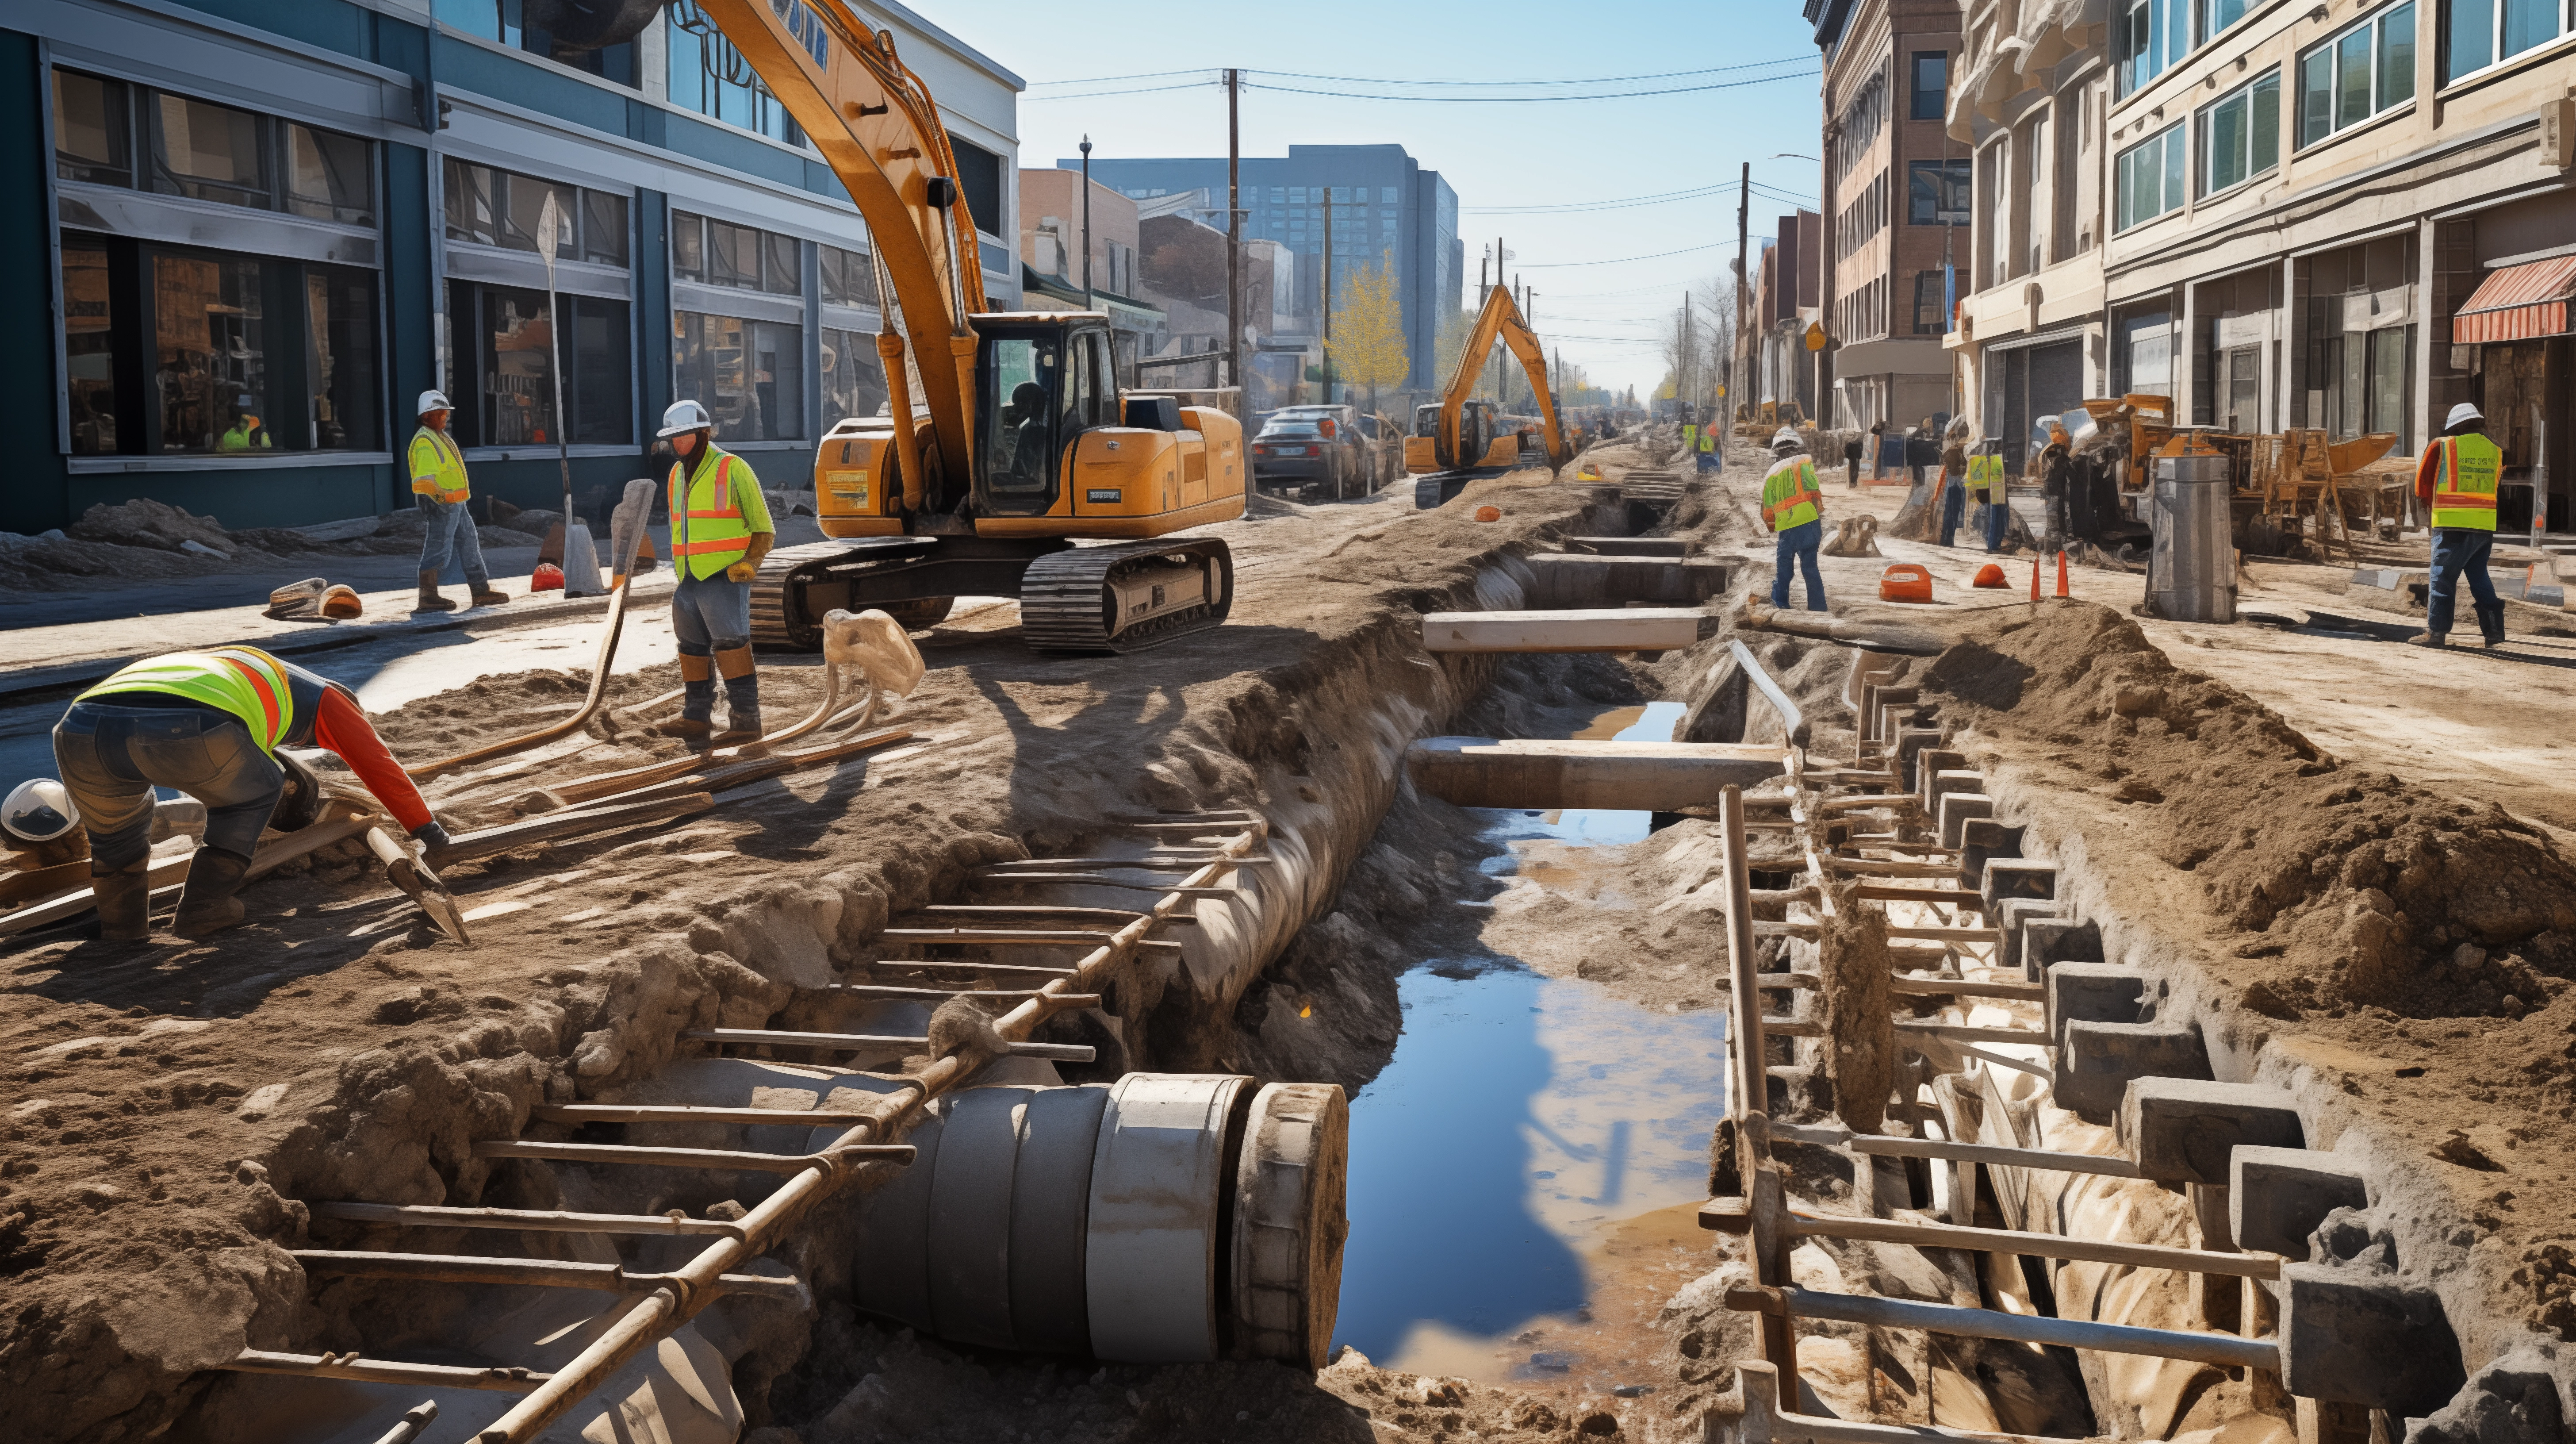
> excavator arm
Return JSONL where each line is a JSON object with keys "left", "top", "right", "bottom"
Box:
{"left": 675, "top": 0, "right": 984, "bottom": 507}
{"left": 1435, "top": 283, "right": 1571, "bottom": 473}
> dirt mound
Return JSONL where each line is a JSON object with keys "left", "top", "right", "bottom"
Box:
{"left": 1917, "top": 602, "right": 2576, "bottom": 1019}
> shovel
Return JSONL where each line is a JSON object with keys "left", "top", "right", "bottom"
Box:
{"left": 364, "top": 827, "right": 472, "bottom": 946}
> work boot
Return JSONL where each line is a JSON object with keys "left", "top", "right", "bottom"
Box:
{"left": 2476, "top": 602, "right": 2506, "bottom": 649}
{"left": 713, "top": 675, "right": 764, "bottom": 755}
{"left": 2407, "top": 630, "right": 2447, "bottom": 648}
{"left": 415, "top": 570, "right": 457, "bottom": 612}
{"left": 652, "top": 716, "right": 713, "bottom": 744}
{"left": 171, "top": 847, "right": 254, "bottom": 939}
{"left": 468, "top": 583, "right": 510, "bottom": 607}
{"left": 91, "top": 859, "right": 151, "bottom": 942}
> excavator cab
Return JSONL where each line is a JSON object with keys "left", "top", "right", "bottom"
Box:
{"left": 975, "top": 318, "right": 1115, "bottom": 517}
{"left": 1407, "top": 399, "right": 1495, "bottom": 475}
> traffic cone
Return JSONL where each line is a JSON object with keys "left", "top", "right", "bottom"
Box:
{"left": 2030, "top": 557, "right": 2041, "bottom": 600}
{"left": 2056, "top": 549, "right": 2070, "bottom": 597}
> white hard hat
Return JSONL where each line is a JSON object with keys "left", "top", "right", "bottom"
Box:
{"left": 1772, "top": 428, "right": 1804, "bottom": 451}
{"left": 3, "top": 779, "right": 78, "bottom": 844}
{"left": 417, "top": 389, "right": 452, "bottom": 416}
{"left": 659, "top": 399, "right": 714, "bottom": 438}
{"left": 2446, "top": 402, "right": 2484, "bottom": 429}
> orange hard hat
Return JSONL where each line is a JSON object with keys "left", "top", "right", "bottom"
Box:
{"left": 1971, "top": 562, "right": 2010, "bottom": 588}
{"left": 1473, "top": 505, "right": 1502, "bottom": 521}
{"left": 531, "top": 562, "right": 567, "bottom": 592}
{"left": 1878, "top": 562, "right": 1934, "bottom": 603}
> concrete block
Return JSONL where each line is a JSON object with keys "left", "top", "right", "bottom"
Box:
{"left": 1937, "top": 792, "right": 1994, "bottom": 849}
{"left": 1522, "top": 553, "right": 1731, "bottom": 607}
{"left": 1895, "top": 730, "right": 1945, "bottom": 791}
{"left": 1421, "top": 608, "right": 1714, "bottom": 654}
{"left": 1982, "top": 859, "right": 2058, "bottom": 908}
{"left": 1928, "top": 769, "right": 1983, "bottom": 818}
{"left": 2230, "top": 1146, "right": 2369, "bottom": 1259}
{"left": 2022, "top": 918, "right": 2104, "bottom": 971}
{"left": 1406, "top": 737, "right": 1788, "bottom": 810}
{"left": 1961, "top": 820, "right": 2026, "bottom": 896}
{"left": 1916, "top": 750, "right": 1968, "bottom": 805}
{"left": 2055, "top": 1020, "right": 2212, "bottom": 1122}
{"left": 1993, "top": 895, "right": 2059, "bottom": 973}
{"left": 2279, "top": 1262, "right": 2466, "bottom": 1413}
{"left": 2047, "top": 963, "right": 2147, "bottom": 1051}
{"left": 2118, "top": 1078, "right": 2305, "bottom": 1186}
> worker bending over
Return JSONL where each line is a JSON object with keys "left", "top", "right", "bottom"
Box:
{"left": 410, "top": 390, "right": 509, "bottom": 613}
{"left": 1760, "top": 428, "right": 1827, "bottom": 612}
{"left": 54, "top": 648, "right": 448, "bottom": 940}
{"left": 2413, "top": 402, "right": 2503, "bottom": 649}
{"left": 657, "top": 399, "right": 777, "bottom": 748}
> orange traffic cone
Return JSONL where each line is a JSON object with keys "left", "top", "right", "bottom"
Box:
{"left": 2056, "top": 549, "right": 2070, "bottom": 597}
{"left": 2030, "top": 557, "right": 2042, "bottom": 600}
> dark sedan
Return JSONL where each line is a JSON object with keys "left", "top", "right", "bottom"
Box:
{"left": 1250, "top": 419, "right": 1356, "bottom": 501}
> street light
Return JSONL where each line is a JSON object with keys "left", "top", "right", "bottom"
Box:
{"left": 1078, "top": 136, "right": 1094, "bottom": 310}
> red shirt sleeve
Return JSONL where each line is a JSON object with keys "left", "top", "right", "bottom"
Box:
{"left": 2416, "top": 442, "right": 2440, "bottom": 504}
{"left": 311, "top": 687, "right": 433, "bottom": 832}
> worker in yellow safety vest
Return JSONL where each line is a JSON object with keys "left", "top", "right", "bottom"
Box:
{"left": 1968, "top": 444, "right": 2010, "bottom": 554}
{"left": 2411, "top": 402, "right": 2504, "bottom": 648}
{"left": 409, "top": 389, "right": 509, "bottom": 613}
{"left": 1760, "top": 428, "right": 1827, "bottom": 611}
{"left": 656, "top": 399, "right": 777, "bottom": 750}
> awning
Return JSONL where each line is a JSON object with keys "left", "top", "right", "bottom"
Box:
{"left": 2452, "top": 255, "right": 2576, "bottom": 345}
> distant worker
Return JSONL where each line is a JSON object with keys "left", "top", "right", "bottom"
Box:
{"left": 1937, "top": 419, "right": 1972, "bottom": 547}
{"left": 218, "top": 410, "right": 270, "bottom": 452}
{"left": 2037, "top": 417, "right": 2075, "bottom": 551}
{"left": 2412, "top": 402, "right": 2503, "bottom": 649}
{"left": 1969, "top": 438, "right": 2010, "bottom": 553}
{"left": 410, "top": 390, "right": 509, "bottom": 614}
{"left": 52, "top": 648, "right": 449, "bottom": 941}
{"left": 1695, "top": 420, "right": 1721, "bottom": 475}
{"left": 1842, "top": 430, "right": 1864, "bottom": 490}
{"left": 1760, "top": 428, "right": 1827, "bottom": 612}
{"left": 657, "top": 399, "right": 778, "bottom": 748}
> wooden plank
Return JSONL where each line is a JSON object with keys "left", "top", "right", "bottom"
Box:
{"left": 221, "top": 1350, "right": 549, "bottom": 1394}
{"left": 472, "top": 1138, "right": 917, "bottom": 1172}
{"left": 682, "top": 1027, "right": 1092, "bottom": 1062}
{"left": 288, "top": 1249, "right": 802, "bottom": 1299}
{"left": 540, "top": 727, "right": 911, "bottom": 809}
{"left": 1420, "top": 608, "right": 1713, "bottom": 654}
{"left": 311, "top": 1201, "right": 745, "bottom": 1237}
{"left": 1894, "top": 1019, "right": 2049, "bottom": 1044}
{"left": 1407, "top": 737, "right": 1788, "bottom": 810}
{"left": 0, "top": 849, "right": 198, "bottom": 936}
{"left": 431, "top": 793, "right": 715, "bottom": 866}
{"left": 1773, "top": 1210, "right": 2281, "bottom": 1279}
{"left": 1853, "top": 882, "right": 1986, "bottom": 905}
{"left": 1728, "top": 1284, "right": 2279, "bottom": 1371}
{"left": 1889, "top": 976, "right": 2044, "bottom": 1001}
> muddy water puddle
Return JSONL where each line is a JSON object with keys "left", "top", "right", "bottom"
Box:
{"left": 1339, "top": 700, "right": 1726, "bottom": 1394}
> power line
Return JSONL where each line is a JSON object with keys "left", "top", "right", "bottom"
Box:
{"left": 1245, "top": 69, "right": 1816, "bottom": 104}
{"left": 1024, "top": 67, "right": 1217, "bottom": 86}
{"left": 1022, "top": 80, "right": 1218, "bottom": 101}
{"left": 1253, "top": 55, "right": 1816, "bottom": 87}
{"left": 1516, "top": 237, "right": 1775, "bottom": 268}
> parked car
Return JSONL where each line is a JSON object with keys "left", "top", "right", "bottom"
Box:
{"left": 1355, "top": 411, "right": 1403, "bottom": 490}
{"left": 1252, "top": 405, "right": 1366, "bottom": 501}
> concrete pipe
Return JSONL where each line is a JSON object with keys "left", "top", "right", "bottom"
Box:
{"left": 851, "top": 1073, "right": 1349, "bottom": 1367}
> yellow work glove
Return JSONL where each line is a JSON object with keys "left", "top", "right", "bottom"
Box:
{"left": 725, "top": 559, "right": 759, "bottom": 583}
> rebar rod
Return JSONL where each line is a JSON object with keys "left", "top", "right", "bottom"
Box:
{"left": 1726, "top": 1284, "right": 2279, "bottom": 1370}
{"left": 311, "top": 1202, "right": 747, "bottom": 1238}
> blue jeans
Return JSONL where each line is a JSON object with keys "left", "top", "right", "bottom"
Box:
{"left": 671, "top": 572, "right": 754, "bottom": 656}
{"left": 1772, "top": 520, "right": 1825, "bottom": 611}
{"left": 1938, "top": 481, "right": 1965, "bottom": 546}
{"left": 54, "top": 703, "right": 280, "bottom": 870}
{"left": 2427, "top": 527, "right": 2498, "bottom": 637}
{"left": 1695, "top": 448, "right": 1721, "bottom": 474}
{"left": 416, "top": 495, "right": 490, "bottom": 586}
{"left": 1983, "top": 494, "right": 2010, "bottom": 552}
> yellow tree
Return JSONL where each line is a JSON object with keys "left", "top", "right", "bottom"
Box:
{"left": 1328, "top": 257, "right": 1411, "bottom": 415}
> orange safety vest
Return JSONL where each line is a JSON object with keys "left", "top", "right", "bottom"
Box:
{"left": 668, "top": 448, "right": 757, "bottom": 580}
{"left": 2425, "top": 433, "right": 2500, "bottom": 531}
{"left": 1760, "top": 458, "right": 1823, "bottom": 531}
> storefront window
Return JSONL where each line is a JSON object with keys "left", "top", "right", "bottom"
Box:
{"left": 306, "top": 265, "right": 379, "bottom": 451}
{"left": 63, "top": 239, "right": 119, "bottom": 455}
{"left": 153, "top": 253, "right": 267, "bottom": 451}
{"left": 54, "top": 69, "right": 376, "bottom": 217}
{"left": 286, "top": 123, "right": 373, "bottom": 226}
{"left": 674, "top": 211, "right": 802, "bottom": 292}
{"left": 821, "top": 245, "right": 879, "bottom": 307}
{"left": 54, "top": 70, "right": 132, "bottom": 186}
{"left": 821, "top": 328, "right": 889, "bottom": 424}
{"left": 675, "top": 312, "right": 803, "bottom": 442}
{"left": 151, "top": 93, "right": 268, "bottom": 210}
{"left": 446, "top": 283, "right": 633, "bottom": 448}
{"left": 444, "top": 158, "right": 628, "bottom": 265}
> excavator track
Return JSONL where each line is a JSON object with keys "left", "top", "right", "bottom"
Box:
{"left": 1019, "top": 538, "right": 1235, "bottom": 653}
{"left": 749, "top": 542, "right": 867, "bottom": 651}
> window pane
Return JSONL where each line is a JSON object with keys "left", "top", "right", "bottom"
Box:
{"left": 571, "top": 297, "right": 632, "bottom": 444}
{"left": 2250, "top": 72, "right": 2281, "bottom": 175}
{"left": 2445, "top": 0, "right": 2494, "bottom": 81}
{"left": 822, "top": 245, "right": 878, "bottom": 307}
{"left": 2502, "top": 0, "right": 2557, "bottom": 56}
{"left": 286, "top": 124, "right": 372, "bottom": 226}
{"left": 2207, "top": 0, "right": 2250, "bottom": 37}
{"left": 763, "top": 230, "right": 799, "bottom": 294}
{"left": 822, "top": 326, "right": 888, "bottom": 422}
{"left": 152, "top": 94, "right": 267, "bottom": 209}
{"left": 2337, "top": 30, "right": 2374, "bottom": 126}
{"left": 982, "top": 334, "right": 1055, "bottom": 495}
{"left": 54, "top": 70, "right": 131, "bottom": 187}
{"left": 582, "top": 190, "right": 629, "bottom": 267}
{"left": 433, "top": 0, "right": 501, "bottom": 41}
{"left": 62, "top": 238, "right": 120, "bottom": 455}
{"left": 708, "top": 220, "right": 755, "bottom": 288}
{"left": 2298, "top": 47, "right": 2331, "bottom": 145}
{"left": 504, "top": 175, "right": 576, "bottom": 257}
{"left": 480, "top": 286, "right": 556, "bottom": 446}
{"left": 305, "top": 265, "right": 377, "bottom": 450}
{"left": 153, "top": 253, "right": 267, "bottom": 452}
{"left": 675, "top": 312, "right": 801, "bottom": 442}
{"left": 2367, "top": 325, "right": 2411, "bottom": 449}
{"left": 2162, "top": 127, "right": 2184, "bottom": 213}
{"left": 2380, "top": 5, "right": 2418, "bottom": 107}
{"left": 2210, "top": 95, "right": 2248, "bottom": 192}
{"left": 445, "top": 158, "right": 499, "bottom": 246}
{"left": 673, "top": 211, "right": 705, "bottom": 281}
{"left": 1912, "top": 53, "right": 1948, "bottom": 119}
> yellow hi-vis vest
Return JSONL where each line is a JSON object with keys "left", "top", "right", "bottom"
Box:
{"left": 2426, "top": 433, "right": 2500, "bottom": 531}
{"left": 409, "top": 426, "right": 470, "bottom": 503}
{"left": 79, "top": 647, "right": 299, "bottom": 752}
{"left": 1761, "top": 457, "right": 1823, "bottom": 532}
{"left": 668, "top": 447, "right": 768, "bottom": 580}
{"left": 1967, "top": 451, "right": 2006, "bottom": 502}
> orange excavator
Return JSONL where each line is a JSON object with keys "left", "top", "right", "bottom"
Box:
{"left": 598, "top": 0, "right": 1243, "bottom": 651}
{"left": 1404, "top": 282, "right": 1572, "bottom": 507}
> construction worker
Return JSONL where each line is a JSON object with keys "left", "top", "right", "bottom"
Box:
{"left": 1969, "top": 438, "right": 2011, "bottom": 553}
{"left": 1695, "top": 419, "right": 1721, "bottom": 475}
{"left": 410, "top": 390, "right": 508, "bottom": 613}
{"left": 1760, "top": 428, "right": 1827, "bottom": 612}
{"left": 2413, "top": 402, "right": 2504, "bottom": 649}
{"left": 1936, "top": 419, "right": 1972, "bottom": 546}
{"left": 51, "top": 648, "right": 449, "bottom": 940}
{"left": 218, "top": 410, "right": 270, "bottom": 451}
{"left": 2037, "top": 417, "right": 2076, "bottom": 551}
{"left": 657, "top": 399, "right": 777, "bottom": 749}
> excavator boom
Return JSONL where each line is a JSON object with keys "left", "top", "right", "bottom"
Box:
{"left": 1434, "top": 284, "right": 1571, "bottom": 473}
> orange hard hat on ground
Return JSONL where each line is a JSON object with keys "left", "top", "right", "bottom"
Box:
{"left": 1473, "top": 505, "right": 1502, "bottom": 521}
{"left": 1971, "top": 562, "right": 2010, "bottom": 588}
{"left": 1878, "top": 563, "right": 1934, "bottom": 603}
{"left": 530, "top": 562, "right": 567, "bottom": 592}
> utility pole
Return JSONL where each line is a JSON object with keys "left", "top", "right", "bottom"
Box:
{"left": 1683, "top": 292, "right": 1694, "bottom": 426}
{"left": 1323, "top": 187, "right": 1334, "bottom": 405}
{"left": 1079, "top": 135, "right": 1094, "bottom": 310}
{"left": 1736, "top": 160, "right": 1750, "bottom": 432}
{"left": 1226, "top": 69, "right": 1242, "bottom": 421}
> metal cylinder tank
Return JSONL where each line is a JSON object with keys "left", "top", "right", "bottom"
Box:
{"left": 2148, "top": 434, "right": 2237, "bottom": 623}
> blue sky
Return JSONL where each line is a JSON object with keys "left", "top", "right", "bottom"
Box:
{"left": 925, "top": 0, "right": 1828, "bottom": 398}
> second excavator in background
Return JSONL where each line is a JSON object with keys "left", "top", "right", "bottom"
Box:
{"left": 1406, "top": 282, "right": 1573, "bottom": 508}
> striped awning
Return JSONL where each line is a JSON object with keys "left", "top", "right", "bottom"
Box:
{"left": 2452, "top": 255, "right": 2576, "bottom": 345}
